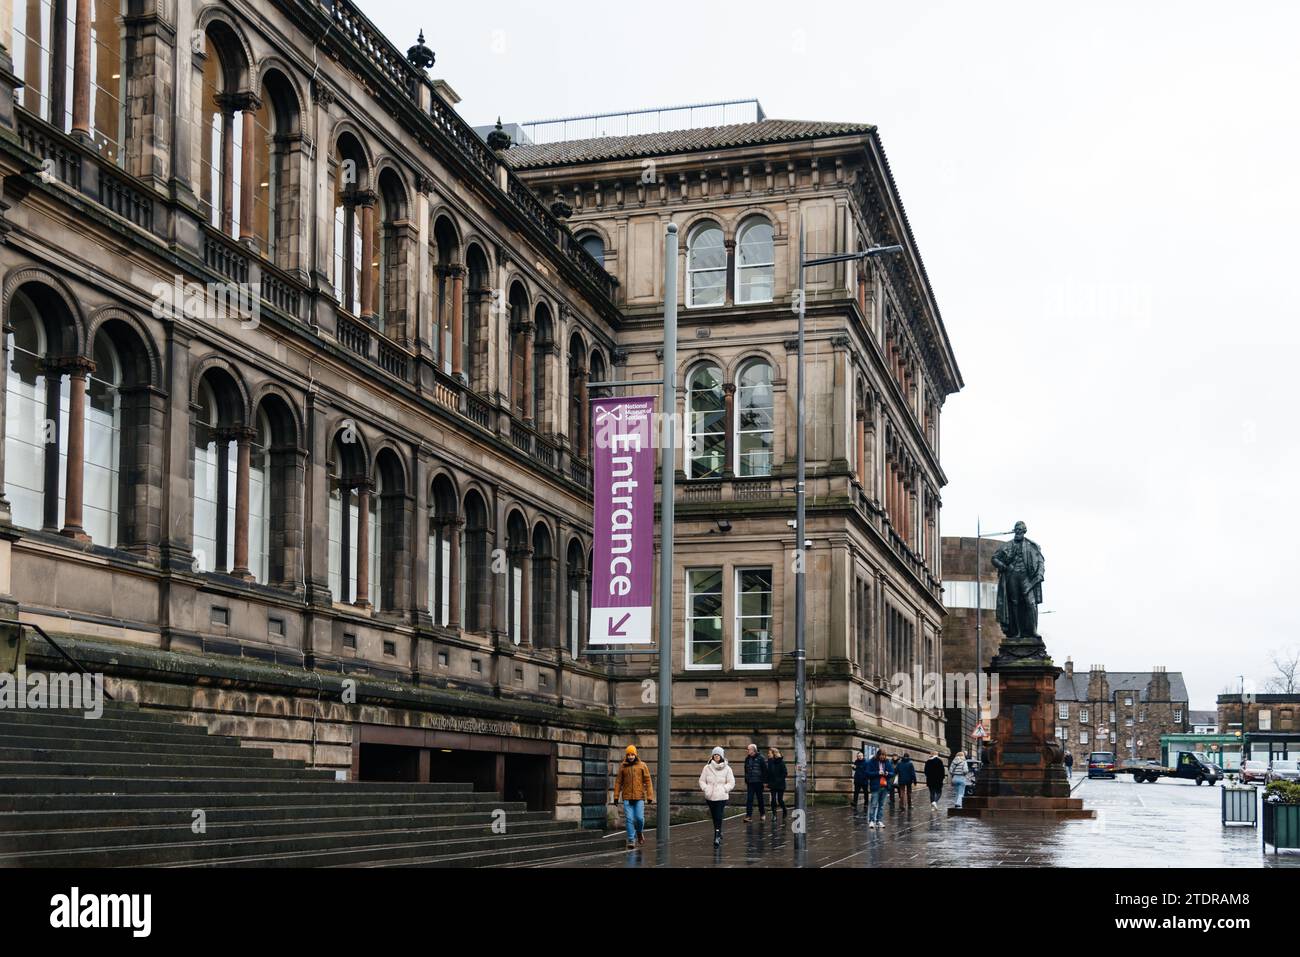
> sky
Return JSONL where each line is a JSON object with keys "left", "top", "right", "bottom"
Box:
{"left": 363, "top": 0, "right": 1300, "bottom": 709}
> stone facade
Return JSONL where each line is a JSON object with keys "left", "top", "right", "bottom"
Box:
{"left": 0, "top": 0, "right": 961, "bottom": 812}
{"left": 939, "top": 535, "right": 1001, "bottom": 754}
{"left": 1055, "top": 661, "right": 1189, "bottom": 764}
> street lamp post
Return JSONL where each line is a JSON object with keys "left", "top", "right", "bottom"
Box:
{"left": 793, "top": 233, "right": 903, "bottom": 841}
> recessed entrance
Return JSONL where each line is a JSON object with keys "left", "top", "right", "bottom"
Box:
{"left": 353, "top": 724, "right": 557, "bottom": 812}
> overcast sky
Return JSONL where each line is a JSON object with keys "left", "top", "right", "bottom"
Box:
{"left": 365, "top": 0, "right": 1300, "bottom": 709}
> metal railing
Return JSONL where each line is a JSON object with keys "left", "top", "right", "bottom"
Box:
{"left": 19, "top": 622, "right": 115, "bottom": 701}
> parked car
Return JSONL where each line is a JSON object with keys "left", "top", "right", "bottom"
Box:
{"left": 1267, "top": 760, "right": 1300, "bottom": 784}
{"left": 1240, "top": 760, "right": 1271, "bottom": 785}
{"left": 1087, "top": 751, "right": 1117, "bottom": 779}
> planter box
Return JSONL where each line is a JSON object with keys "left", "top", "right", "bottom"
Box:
{"left": 1263, "top": 801, "right": 1300, "bottom": 853}
{"left": 1222, "top": 786, "right": 1257, "bottom": 826}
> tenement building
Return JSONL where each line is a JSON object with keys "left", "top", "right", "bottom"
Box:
{"left": 1054, "top": 661, "right": 1189, "bottom": 764}
{"left": 0, "top": 0, "right": 960, "bottom": 813}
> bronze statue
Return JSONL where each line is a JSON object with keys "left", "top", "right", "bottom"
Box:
{"left": 991, "top": 521, "right": 1044, "bottom": 641}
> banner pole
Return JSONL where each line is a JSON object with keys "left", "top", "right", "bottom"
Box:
{"left": 657, "top": 223, "right": 678, "bottom": 850}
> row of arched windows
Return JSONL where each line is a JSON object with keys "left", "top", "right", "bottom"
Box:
{"left": 575, "top": 217, "right": 775, "bottom": 308}
{"left": 4, "top": 280, "right": 594, "bottom": 653}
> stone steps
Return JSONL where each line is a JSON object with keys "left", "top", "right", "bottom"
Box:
{"left": 0, "top": 690, "right": 610, "bottom": 867}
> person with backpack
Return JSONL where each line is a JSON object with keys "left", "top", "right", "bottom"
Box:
{"left": 923, "top": 751, "right": 946, "bottom": 809}
{"left": 950, "top": 750, "right": 971, "bottom": 809}
{"left": 1065, "top": 751, "right": 1074, "bottom": 778}
{"left": 766, "top": 747, "right": 788, "bottom": 817}
{"left": 699, "top": 746, "right": 736, "bottom": 847}
{"left": 743, "top": 743, "right": 768, "bottom": 822}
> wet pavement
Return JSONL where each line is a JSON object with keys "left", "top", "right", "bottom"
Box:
{"left": 539, "top": 775, "right": 1298, "bottom": 868}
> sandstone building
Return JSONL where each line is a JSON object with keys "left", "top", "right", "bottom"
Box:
{"left": 0, "top": 0, "right": 960, "bottom": 815}
{"left": 1054, "top": 662, "right": 1189, "bottom": 764}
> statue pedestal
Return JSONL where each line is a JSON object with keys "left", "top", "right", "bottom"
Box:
{"left": 949, "top": 646, "right": 1094, "bottom": 821}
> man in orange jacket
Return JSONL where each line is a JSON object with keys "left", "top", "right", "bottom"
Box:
{"left": 613, "top": 745, "right": 654, "bottom": 848}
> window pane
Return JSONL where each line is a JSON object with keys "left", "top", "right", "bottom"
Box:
{"left": 690, "top": 269, "right": 725, "bottom": 306}
{"left": 737, "top": 222, "right": 773, "bottom": 266}
{"left": 689, "top": 227, "right": 725, "bottom": 269}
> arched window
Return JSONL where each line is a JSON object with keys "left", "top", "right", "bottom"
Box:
{"left": 735, "top": 360, "right": 774, "bottom": 477}
{"left": 252, "top": 71, "right": 302, "bottom": 267}
{"left": 332, "top": 135, "right": 370, "bottom": 316}
{"left": 428, "top": 475, "right": 458, "bottom": 627}
{"left": 327, "top": 431, "right": 367, "bottom": 603}
{"left": 686, "top": 364, "right": 725, "bottom": 478}
{"left": 736, "top": 219, "right": 774, "bottom": 304}
{"left": 432, "top": 217, "right": 460, "bottom": 374}
{"left": 5, "top": 290, "right": 55, "bottom": 530}
{"left": 13, "top": 0, "right": 126, "bottom": 160}
{"left": 532, "top": 523, "right": 554, "bottom": 649}
{"left": 686, "top": 223, "right": 725, "bottom": 307}
{"left": 197, "top": 23, "right": 250, "bottom": 240}
{"left": 578, "top": 232, "right": 605, "bottom": 266}
{"left": 464, "top": 245, "right": 491, "bottom": 393}
{"left": 506, "top": 511, "right": 529, "bottom": 645}
{"left": 462, "top": 492, "right": 490, "bottom": 631}
{"left": 375, "top": 169, "right": 409, "bottom": 338}
{"left": 508, "top": 284, "right": 530, "bottom": 420}
{"left": 533, "top": 304, "right": 552, "bottom": 431}
{"left": 192, "top": 375, "right": 238, "bottom": 573}
{"left": 371, "top": 449, "right": 409, "bottom": 614}
{"left": 250, "top": 395, "right": 300, "bottom": 589}
{"left": 566, "top": 539, "right": 585, "bottom": 658}
{"left": 83, "top": 331, "right": 122, "bottom": 546}
{"left": 567, "top": 334, "right": 587, "bottom": 457}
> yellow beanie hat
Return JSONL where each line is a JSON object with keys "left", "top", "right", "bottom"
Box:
{"left": 625, "top": 745, "right": 637, "bottom": 755}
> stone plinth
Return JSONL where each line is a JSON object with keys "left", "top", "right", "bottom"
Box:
{"left": 949, "top": 641, "right": 1095, "bottom": 821}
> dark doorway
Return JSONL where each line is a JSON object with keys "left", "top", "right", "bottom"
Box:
{"left": 358, "top": 743, "right": 421, "bottom": 782}
{"left": 428, "top": 749, "right": 498, "bottom": 792}
{"left": 504, "top": 753, "right": 550, "bottom": 812}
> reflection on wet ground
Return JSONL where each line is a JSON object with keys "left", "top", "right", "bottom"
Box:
{"left": 539, "top": 775, "right": 1297, "bottom": 868}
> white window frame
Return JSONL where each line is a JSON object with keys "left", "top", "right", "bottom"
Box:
{"left": 686, "top": 223, "right": 726, "bottom": 308}
{"left": 685, "top": 364, "right": 725, "bottom": 479}
{"left": 1079, "top": 730, "right": 1089, "bottom": 745}
{"left": 733, "top": 359, "right": 774, "bottom": 478}
{"left": 1080, "top": 708, "right": 1089, "bottom": 724}
{"left": 685, "top": 566, "right": 723, "bottom": 671}
{"left": 734, "top": 217, "right": 774, "bottom": 305}
{"left": 1058, "top": 703, "right": 1069, "bottom": 720}
{"left": 733, "top": 566, "right": 773, "bottom": 670}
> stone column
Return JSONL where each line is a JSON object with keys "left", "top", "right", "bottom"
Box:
{"left": 450, "top": 264, "right": 465, "bottom": 378}
{"left": 358, "top": 193, "right": 377, "bottom": 320}
{"left": 576, "top": 370, "right": 589, "bottom": 458}
{"left": 722, "top": 383, "right": 736, "bottom": 478}
{"left": 215, "top": 94, "right": 237, "bottom": 236}
{"left": 354, "top": 480, "right": 371, "bottom": 608}
{"left": 230, "top": 426, "right": 254, "bottom": 580}
{"left": 40, "top": 363, "right": 63, "bottom": 532}
{"left": 160, "top": 325, "right": 195, "bottom": 571}
{"left": 238, "top": 94, "right": 262, "bottom": 244}
{"left": 60, "top": 357, "right": 95, "bottom": 541}
{"left": 447, "top": 516, "right": 464, "bottom": 629}
{"left": 521, "top": 320, "right": 535, "bottom": 425}
{"left": 70, "top": 0, "right": 92, "bottom": 138}
{"left": 303, "top": 393, "right": 333, "bottom": 605}
{"left": 855, "top": 410, "right": 866, "bottom": 487}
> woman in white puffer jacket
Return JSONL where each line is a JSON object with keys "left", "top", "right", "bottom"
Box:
{"left": 699, "top": 746, "right": 736, "bottom": 847}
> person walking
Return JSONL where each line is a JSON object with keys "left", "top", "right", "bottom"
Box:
{"left": 1065, "top": 751, "right": 1074, "bottom": 778}
{"left": 612, "top": 745, "right": 653, "bottom": 849}
{"left": 699, "top": 746, "right": 736, "bottom": 847}
{"left": 865, "top": 748, "right": 894, "bottom": 829}
{"left": 743, "top": 743, "right": 768, "bottom": 822}
{"left": 766, "top": 747, "right": 789, "bottom": 817}
{"left": 895, "top": 753, "right": 916, "bottom": 810}
{"left": 852, "top": 751, "right": 870, "bottom": 810}
{"left": 950, "top": 750, "right": 971, "bottom": 809}
{"left": 923, "top": 750, "right": 946, "bottom": 809}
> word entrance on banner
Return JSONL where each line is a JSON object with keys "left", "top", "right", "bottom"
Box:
{"left": 589, "top": 395, "right": 656, "bottom": 646}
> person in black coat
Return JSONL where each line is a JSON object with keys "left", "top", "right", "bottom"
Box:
{"left": 895, "top": 753, "right": 917, "bottom": 809}
{"left": 923, "top": 750, "right": 946, "bottom": 810}
{"left": 766, "top": 747, "right": 788, "bottom": 816}
{"left": 852, "top": 751, "right": 870, "bottom": 810}
{"left": 742, "top": 744, "right": 768, "bottom": 822}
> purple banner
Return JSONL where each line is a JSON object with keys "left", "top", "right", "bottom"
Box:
{"left": 589, "top": 395, "right": 656, "bottom": 645}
